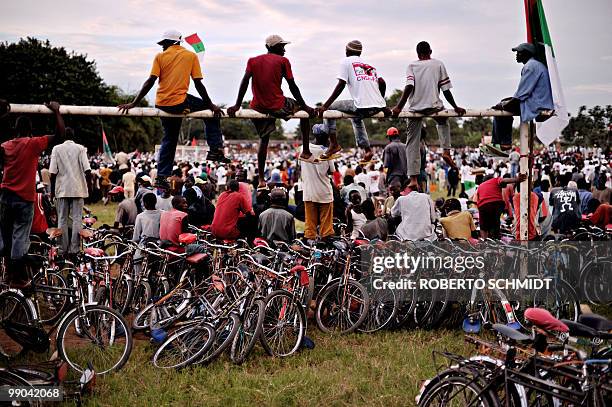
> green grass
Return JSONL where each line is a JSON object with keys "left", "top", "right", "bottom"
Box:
{"left": 77, "top": 329, "right": 470, "bottom": 407}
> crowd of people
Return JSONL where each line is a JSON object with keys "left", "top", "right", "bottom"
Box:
{"left": 1, "top": 31, "right": 610, "bottom": 288}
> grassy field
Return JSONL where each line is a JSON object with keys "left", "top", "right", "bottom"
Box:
{"left": 79, "top": 329, "right": 470, "bottom": 407}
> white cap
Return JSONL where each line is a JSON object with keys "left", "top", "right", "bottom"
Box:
{"left": 265, "top": 34, "right": 290, "bottom": 48}
{"left": 141, "top": 175, "right": 152, "bottom": 183}
{"left": 158, "top": 29, "right": 182, "bottom": 45}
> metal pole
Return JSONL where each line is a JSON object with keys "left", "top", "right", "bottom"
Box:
{"left": 7, "top": 104, "right": 516, "bottom": 119}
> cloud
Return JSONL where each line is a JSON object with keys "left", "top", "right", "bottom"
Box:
{"left": 571, "top": 84, "right": 612, "bottom": 94}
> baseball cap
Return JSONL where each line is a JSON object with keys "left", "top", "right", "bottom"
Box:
{"left": 141, "top": 175, "right": 152, "bottom": 183}
{"left": 386, "top": 127, "right": 399, "bottom": 137}
{"left": 265, "top": 34, "right": 290, "bottom": 48}
{"left": 312, "top": 124, "right": 329, "bottom": 135}
{"left": 158, "top": 29, "right": 182, "bottom": 45}
{"left": 512, "top": 42, "right": 536, "bottom": 55}
{"left": 109, "top": 186, "right": 124, "bottom": 195}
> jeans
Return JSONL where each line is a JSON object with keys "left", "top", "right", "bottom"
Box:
{"left": 157, "top": 94, "right": 223, "bottom": 177}
{"left": 510, "top": 162, "right": 519, "bottom": 178}
{"left": 56, "top": 197, "right": 84, "bottom": 254}
{"left": 0, "top": 190, "right": 34, "bottom": 260}
{"left": 492, "top": 104, "right": 520, "bottom": 146}
{"left": 324, "top": 100, "right": 379, "bottom": 149}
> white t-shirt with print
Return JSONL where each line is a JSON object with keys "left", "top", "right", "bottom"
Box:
{"left": 216, "top": 166, "right": 227, "bottom": 186}
{"left": 337, "top": 56, "right": 386, "bottom": 109}
{"left": 299, "top": 144, "right": 335, "bottom": 203}
{"left": 405, "top": 58, "right": 452, "bottom": 112}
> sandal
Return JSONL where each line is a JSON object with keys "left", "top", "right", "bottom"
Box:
{"left": 319, "top": 145, "right": 342, "bottom": 161}
{"left": 481, "top": 143, "right": 510, "bottom": 158}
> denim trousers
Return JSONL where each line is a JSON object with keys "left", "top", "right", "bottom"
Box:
{"left": 323, "top": 100, "right": 375, "bottom": 149}
{"left": 0, "top": 190, "right": 34, "bottom": 259}
{"left": 157, "top": 94, "right": 223, "bottom": 177}
{"left": 56, "top": 197, "right": 84, "bottom": 254}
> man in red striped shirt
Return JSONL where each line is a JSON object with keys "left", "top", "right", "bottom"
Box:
{"left": 392, "top": 41, "right": 466, "bottom": 189}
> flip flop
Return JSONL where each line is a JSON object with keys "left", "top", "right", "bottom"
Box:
{"left": 318, "top": 153, "right": 341, "bottom": 161}
{"left": 359, "top": 159, "right": 377, "bottom": 166}
{"left": 482, "top": 144, "right": 509, "bottom": 158}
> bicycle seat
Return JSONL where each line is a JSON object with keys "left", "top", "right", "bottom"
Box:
{"left": 578, "top": 314, "right": 612, "bottom": 332}
{"left": 178, "top": 233, "right": 197, "bottom": 245}
{"left": 492, "top": 323, "right": 531, "bottom": 343}
{"left": 354, "top": 239, "right": 369, "bottom": 247}
{"left": 79, "top": 229, "right": 94, "bottom": 240}
{"left": 560, "top": 319, "right": 612, "bottom": 340}
{"left": 289, "top": 265, "right": 309, "bottom": 287}
{"left": 46, "top": 228, "right": 63, "bottom": 238}
{"left": 253, "top": 237, "right": 270, "bottom": 248}
{"left": 84, "top": 247, "right": 105, "bottom": 257}
{"left": 524, "top": 308, "right": 569, "bottom": 332}
{"left": 83, "top": 217, "right": 97, "bottom": 226}
{"left": 186, "top": 253, "right": 208, "bottom": 265}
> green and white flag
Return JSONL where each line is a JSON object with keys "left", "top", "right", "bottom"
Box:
{"left": 185, "top": 33, "right": 205, "bottom": 64}
{"left": 525, "top": 0, "right": 569, "bottom": 145}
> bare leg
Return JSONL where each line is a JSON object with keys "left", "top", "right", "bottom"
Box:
{"left": 300, "top": 118, "right": 311, "bottom": 158}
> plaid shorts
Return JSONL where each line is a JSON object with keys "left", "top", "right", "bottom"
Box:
{"left": 252, "top": 98, "right": 301, "bottom": 139}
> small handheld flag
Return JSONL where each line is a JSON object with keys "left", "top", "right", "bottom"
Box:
{"left": 101, "top": 125, "right": 115, "bottom": 164}
{"left": 185, "top": 33, "right": 205, "bottom": 64}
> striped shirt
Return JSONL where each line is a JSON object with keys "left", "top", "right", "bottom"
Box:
{"left": 405, "top": 58, "right": 452, "bottom": 112}
{"left": 49, "top": 140, "right": 90, "bottom": 198}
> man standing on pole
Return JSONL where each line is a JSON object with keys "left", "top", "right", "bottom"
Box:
{"left": 118, "top": 30, "right": 229, "bottom": 190}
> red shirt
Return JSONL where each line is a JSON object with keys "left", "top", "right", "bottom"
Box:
{"left": 1, "top": 136, "right": 50, "bottom": 202}
{"left": 159, "top": 208, "right": 187, "bottom": 246}
{"left": 31, "top": 193, "right": 48, "bottom": 234}
{"left": 591, "top": 204, "right": 612, "bottom": 228}
{"left": 513, "top": 192, "right": 548, "bottom": 240}
{"left": 211, "top": 191, "right": 249, "bottom": 240}
{"left": 246, "top": 53, "right": 294, "bottom": 111}
{"left": 476, "top": 177, "right": 503, "bottom": 207}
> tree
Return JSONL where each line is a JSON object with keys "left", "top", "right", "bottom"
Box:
{"left": 562, "top": 105, "right": 611, "bottom": 147}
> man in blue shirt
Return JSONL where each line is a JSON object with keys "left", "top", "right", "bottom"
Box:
{"left": 483, "top": 43, "right": 553, "bottom": 157}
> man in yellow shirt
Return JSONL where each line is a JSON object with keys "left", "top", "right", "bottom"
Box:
{"left": 440, "top": 198, "right": 476, "bottom": 240}
{"left": 118, "top": 30, "right": 228, "bottom": 190}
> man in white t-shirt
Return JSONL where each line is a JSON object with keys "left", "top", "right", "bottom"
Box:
{"left": 316, "top": 40, "right": 391, "bottom": 162}
{"left": 299, "top": 124, "right": 336, "bottom": 240}
{"left": 392, "top": 41, "right": 466, "bottom": 188}
{"left": 216, "top": 165, "right": 227, "bottom": 193}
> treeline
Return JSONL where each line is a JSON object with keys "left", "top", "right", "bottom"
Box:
{"left": 0, "top": 38, "right": 608, "bottom": 152}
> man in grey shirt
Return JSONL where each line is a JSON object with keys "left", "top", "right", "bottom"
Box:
{"left": 258, "top": 188, "right": 295, "bottom": 243}
{"left": 382, "top": 127, "right": 408, "bottom": 187}
{"left": 49, "top": 128, "right": 90, "bottom": 255}
{"left": 133, "top": 193, "right": 161, "bottom": 244}
{"left": 391, "top": 185, "right": 438, "bottom": 241}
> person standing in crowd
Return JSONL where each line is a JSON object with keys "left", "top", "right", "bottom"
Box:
{"left": 354, "top": 165, "right": 370, "bottom": 194}
{"left": 49, "top": 127, "right": 91, "bottom": 256}
{"left": 346, "top": 190, "right": 367, "bottom": 240}
{"left": 576, "top": 178, "right": 593, "bottom": 214}
{"left": 134, "top": 175, "right": 153, "bottom": 213}
{"left": 0, "top": 100, "right": 64, "bottom": 287}
{"left": 300, "top": 124, "right": 336, "bottom": 241}
{"left": 391, "top": 184, "right": 438, "bottom": 241}
{"left": 99, "top": 164, "right": 112, "bottom": 204}
{"left": 211, "top": 180, "right": 251, "bottom": 240}
{"left": 473, "top": 173, "right": 526, "bottom": 239}
{"left": 216, "top": 164, "right": 227, "bottom": 193}
{"left": 484, "top": 43, "right": 553, "bottom": 156}
{"left": 258, "top": 188, "right": 296, "bottom": 243}
{"left": 592, "top": 173, "right": 611, "bottom": 204}
{"left": 109, "top": 186, "right": 137, "bottom": 228}
{"left": 132, "top": 193, "right": 161, "bottom": 245}
{"left": 512, "top": 183, "right": 549, "bottom": 241}
{"left": 440, "top": 198, "right": 476, "bottom": 240}
{"left": 118, "top": 29, "right": 229, "bottom": 190}
{"left": 340, "top": 174, "right": 367, "bottom": 204}
{"left": 549, "top": 180, "right": 581, "bottom": 234}
{"left": 316, "top": 40, "right": 390, "bottom": 161}
{"left": 156, "top": 187, "right": 173, "bottom": 211}
{"left": 227, "top": 34, "right": 316, "bottom": 188}
{"left": 392, "top": 41, "right": 466, "bottom": 186}
{"left": 121, "top": 164, "right": 136, "bottom": 199}
{"left": 382, "top": 127, "right": 407, "bottom": 187}
{"left": 446, "top": 166, "right": 459, "bottom": 197}
{"left": 159, "top": 196, "right": 188, "bottom": 248}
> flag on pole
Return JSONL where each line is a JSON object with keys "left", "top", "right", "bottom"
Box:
{"left": 185, "top": 33, "right": 205, "bottom": 64}
{"left": 524, "top": 0, "right": 569, "bottom": 146}
{"left": 101, "top": 126, "right": 115, "bottom": 164}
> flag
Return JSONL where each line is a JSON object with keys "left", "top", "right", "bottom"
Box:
{"left": 524, "top": 0, "right": 569, "bottom": 146}
{"left": 101, "top": 126, "right": 115, "bottom": 164}
{"left": 185, "top": 33, "right": 205, "bottom": 64}
{"left": 463, "top": 173, "right": 477, "bottom": 198}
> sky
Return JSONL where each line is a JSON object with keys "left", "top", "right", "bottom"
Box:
{"left": 1, "top": 0, "right": 611, "bottom": 132}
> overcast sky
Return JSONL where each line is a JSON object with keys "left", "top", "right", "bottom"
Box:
{"left": 1, "top": 0, "right": 610, "bottom": 131}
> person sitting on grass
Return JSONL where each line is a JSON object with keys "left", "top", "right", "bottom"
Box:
{"left": 440, "top": 198, "right": 476, "bottom": 240}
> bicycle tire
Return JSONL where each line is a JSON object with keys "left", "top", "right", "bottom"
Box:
{"left": 579, "top": 260, "right": 612, "bottom": 306}
{"left": 152, "top": 322, "right": 215, "bottom": 369}
{"left": 31, "top": 271, "right": 69, "bottom": 324}
{"left": 230, "top": 299, "right": 265, "bottom": 364}
{"left": 196, "top": 313, "right": 240, "bottom": 364}
{"left": 418, "top": 374, "right": 496, "bottom": 407}
{"left": 113, "top": 275, "right": 133, "bottom": 315}
{"left": 56, "top": 304, "right": 133, "bottom": 375}
{"left": 0, "top": 290, "right": 35, "bottom": 358}
{"left": 315, "top": 280, "right": 369, "bottom": 334}
{"left": 261, "top": 290, "right": 306, "bottom": 357}
{"left": 358, "top": 282, "right": 397, "bottom": 333}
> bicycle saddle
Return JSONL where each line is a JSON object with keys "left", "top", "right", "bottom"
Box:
{"left": 178, "top": 233, "right": 197, "bottom": 245}
{"left": 46, "top": 228, "right": 63, "bottom": 238}
{"left": 492, "top": 323, "right": 531, "bottom": 343}
{"left": 578, "top": 313, "right": 612, "bottom": 332}
{"left": 84, "top": 247, "right": 105, "bottom": 257}
{"left": 561, "top": 319, "right": 612, "bottom": 340}
{"left": 524, "top": 308, "right": 569, "bottom": 332}
{"left": 186, "top": 253, "right": 208, "bottom": 265}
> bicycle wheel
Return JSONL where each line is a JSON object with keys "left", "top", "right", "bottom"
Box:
{"left": 0, "top": 290, "right": 34, "bottom": 358}
{"left": 316, "top": 280, "right": 369, "bottom": 334}
{"left": 197, "top": 313, "right": 240, "bottom": 364}
{"left": 112, "top": 275, "right": 133, "bottom": 315}
{"left": 533, "top": 278, "right": 580, "bottom": 322}
{"left": 261, "top": 290, "right": 306, "bottom": 357}
{"left": 152, "top": 322, "right": 215, "bottom": 369}
{"left": 579, "top": 261, "right": 612, "bottom": 306}
{"left": 56, "top": 305, "right": 133, "bottom": 375}
{"left": 358, "top": 283, "right": 397, "bottom": 333}
{"left": 32, "top": 271, "right": 69, "bottom": 324}
{"left": 132, "top": 281, "right": 152, "bottom": 315}
{"left": 230, "top": 299, "right": 265, "bottom": 364}
{"left": 0, "top": 370, "right": 43, "bottom": 407}
{"left": 418, "top": 375, "right": 495, "bottom": 407}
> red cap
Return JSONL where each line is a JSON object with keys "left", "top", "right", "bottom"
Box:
{"left": 109, "top": 186, "right": 124, "bottom": 195}
{"left": 386, "top": 127, "right": 399, "bottom": 137}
